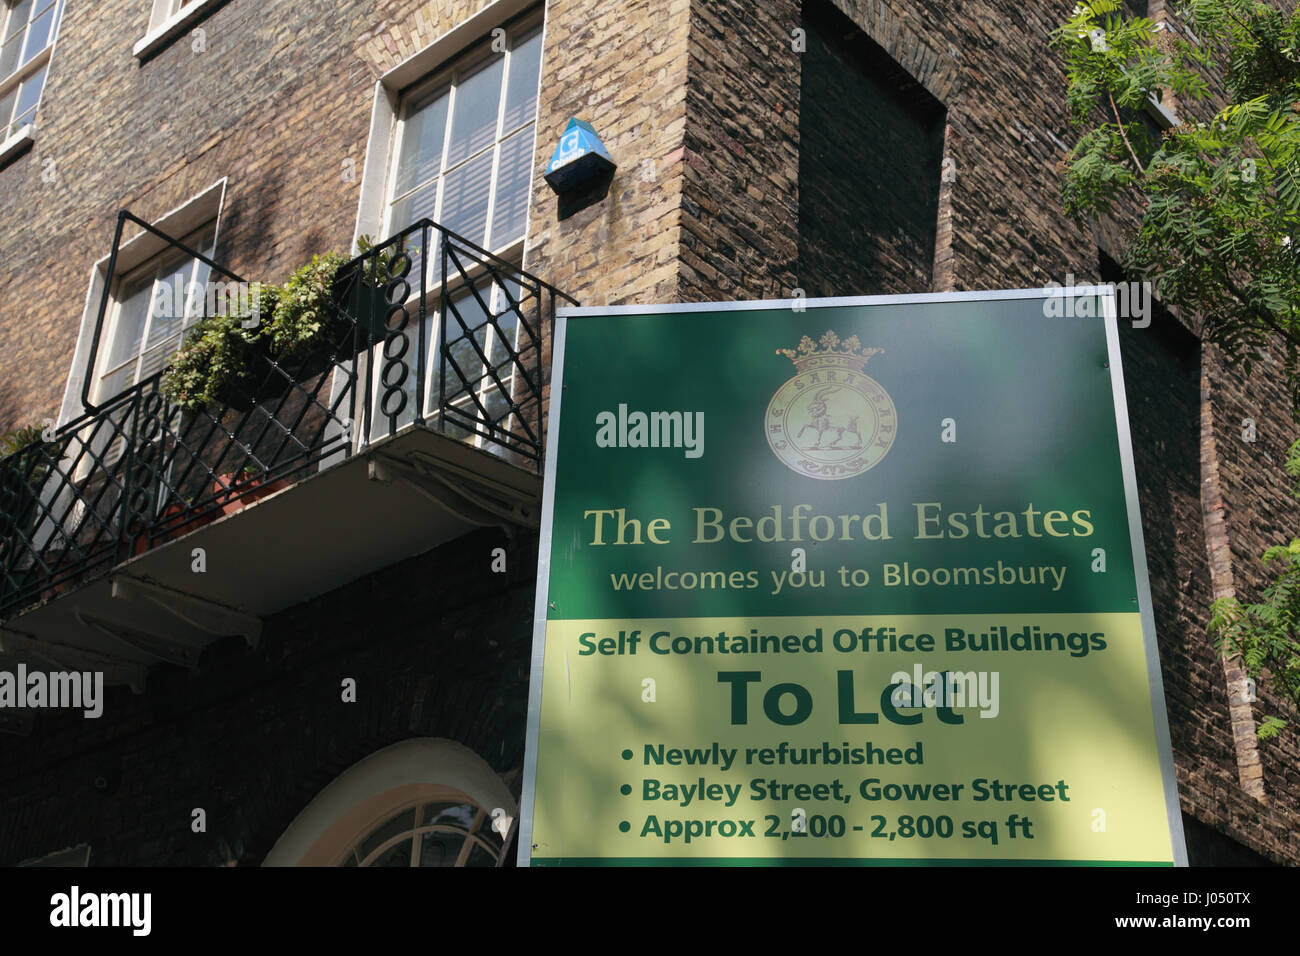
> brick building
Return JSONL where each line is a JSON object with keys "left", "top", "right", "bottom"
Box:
{"left": 0, "top": 0, "right": 1295, "bottom": 866}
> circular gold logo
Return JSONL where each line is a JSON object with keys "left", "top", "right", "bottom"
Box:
{"left": 765, "top": 337, "right": 897, "bottom": 479}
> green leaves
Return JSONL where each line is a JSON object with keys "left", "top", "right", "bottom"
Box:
{"left": 1204, "top": 440, "right": 1300, "bottom": 739}
{"left": 161, "top": 253, "right": 351, "bottom": 413}
{"left": 268, "top": 252, "right": 349, "bottom": 358}
{"left": 160, "top": 314, "right": 263, "bottom": 413}
{"left": 1059, "top": 3, "right": 1300, "bottom": 738}
{"left": 1056, "top": 1, "right": 1300, "bottom": 406}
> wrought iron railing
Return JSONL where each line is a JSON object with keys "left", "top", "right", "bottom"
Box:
{"left": 0, "top": 213, "right": 574, "bottom": 618}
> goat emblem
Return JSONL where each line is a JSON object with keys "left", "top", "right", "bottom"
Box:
{"left": 765, "top": 331, "right": 896, "bottom": 480}
{"left": 797, "top": 386, "right": 863, "bottom": 450}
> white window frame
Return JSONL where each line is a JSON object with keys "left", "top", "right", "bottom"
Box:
{"left": 262, "top": 738, "right": 518, "bottom": 867}
{"left": 91, "top": 222, "right": 217, "bottom": 409}
{"left": 58, "top": 180, "right": 228, "bottom": 429}
{"left": 133, "top": 0, "right": 228, "bottom": 61}
{"left": 383, "top": 9, "right": 544, "bottom": 270}
{"left": 0, "top": 0, "right": 65, "bottom": 164}
{"left": 341, "top": 795, "right": 508, "bottom": 867}
{"left": 344, "top": 0, "right": 546, "bottom": 456}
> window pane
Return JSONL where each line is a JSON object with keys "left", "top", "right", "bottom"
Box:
{"left": 439, "top": 150, "right": 492, "bottom": 247}
{"left": 444, "top": 55, "right": 503, "bottom": 167}
{"left": 421, "top": 802, "right": 477, "bottom": 828}
{"left": 97, "top": 365, "right": 136, "bottom": 404}
{"left": 138, "top": 338, "right": 181, "bottom": 380}
{"left": 417, "top": 829, "right": 467, "bottom": 867}
{"left": 482, "top": 284, "right": 522, "bottom": 427}
{"left": 4, "top": 2, "right": 32, "bottom": 42}
{"left": 145, "top": 265, "right": 191, "bottom": 350}
{"left": 439, "top": 286, "right": 489, "bottom": 406}
{"left": 0, "top": 31, "right": 23, "bottom": 80}
{"left": 358, "top": 808, "right": 415, "bottom": 862}
{"left": 490, "top": 123, "right": 533, "bottom": 248}
{"left": 13, "top": 63, "right": 46, "bottom": 124}
{"left": 465, "top": 840, "right": 498, "bottom": 866}
{"left": 105, "top": 281, "right": 153, "bottom": 370}
{"left": 500, "top": 30, "right": 541, "bottom": 133}
{"left": 22, "top": 5, "right": 53, "bottom": 63}
{"left": 487, "top": 283, "right": 521, "bottom": 367}
{"left": 0, "top": 89, "right": 14, "bottom": 129}
{"left": 98, "top": 225, "right": 216, "bottom": 400}
{"left": 189, "top": 258, "right": 213, "bottom": 319}
{"left": 389, "top": 179, "right": 438, "bottom": 236}
{"left": 367, "top": 838, "right": 412, "bottom": 867}
{"left": 394, "top": 88, "right": 448, "bottom": 197}
{"left": 370, "top": 312, "right": 432, "bottom": 440}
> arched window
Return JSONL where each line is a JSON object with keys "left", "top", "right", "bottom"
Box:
{"left": 340, "top": 790, "right": 506, "bottom": 867}
{"left": 263, "top": 738, "right": 517, "bottom": 867}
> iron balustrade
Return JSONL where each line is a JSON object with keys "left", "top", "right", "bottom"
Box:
{"left": 0, "top": 213, "right": 574, "bottom": 618}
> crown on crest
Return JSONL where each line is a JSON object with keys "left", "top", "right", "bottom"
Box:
{"left": 776, "top": 331, "right": 884, "bottom": 374}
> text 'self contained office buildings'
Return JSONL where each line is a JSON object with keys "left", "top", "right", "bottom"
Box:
{"left": 0, "top": 0, "right": 1296, "bottom": 866}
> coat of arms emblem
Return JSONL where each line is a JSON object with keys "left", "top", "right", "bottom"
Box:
{"left": 765, "top": 331, "right": 897, "bottom": 479}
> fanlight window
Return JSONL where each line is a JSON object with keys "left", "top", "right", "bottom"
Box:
{"left": 339, "top": 794, "right": 509, "bottom": 867}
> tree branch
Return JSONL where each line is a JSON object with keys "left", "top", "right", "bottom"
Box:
{"left": 1213, "top": 252, "right": 1300, "bottom": 350}
{"left": 1109, "top": 89, "right": 1147, "bottom": 174}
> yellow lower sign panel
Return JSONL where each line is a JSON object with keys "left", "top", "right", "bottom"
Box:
{"left": 530, "top": 614, "right": 1175, "bottom": 865}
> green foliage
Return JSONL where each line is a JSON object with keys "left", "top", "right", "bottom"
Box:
{"left": 267, "top": 252, "right": 350, "bottom": 358}
{"left": 160, "top": 232, "right": 414, "bottom": 412}
{"left": 1057, "top": 2, "right": 1300, "bottom": 738}
{"left": 161, "top": 252, "right": 357, "bottom": 412}
{"left": 160, "top": 313, "right": 263, "bottom": 412}
{"left": 0, "top": 424, "right": 47, "bottom": 460}
{"left": 1052, "top": 0, "right": 1300, "bottom": 409}
{"left": 1208, "top": 438, "right": 1300, "bottom": 738}
{"left": 355, "top": 233, "right": 416, "bottom": 285}
{"left": 0, "top": 423, "right": 66, "bottom": 494}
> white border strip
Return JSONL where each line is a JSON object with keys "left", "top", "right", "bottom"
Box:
{"left": 1102, "top": 290, "right": 1189, "bottom": 866}
{"left": 555, "top": 285, "right": 1117, "bottom": 318}
{"left": 516, "top": 311, "right": 567, "bottom": 866}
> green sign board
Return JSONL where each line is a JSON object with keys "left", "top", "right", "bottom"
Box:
{"left": 519, "top": 289, "right": 1185, "bottom": 866}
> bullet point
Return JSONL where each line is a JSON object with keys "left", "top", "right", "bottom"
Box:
{"left": 621, "top": 749, "right": 633, "bottom": 760}
{"left": 620, "top": 784, "right": 631, "bottom": 795}
{"left": 619, "top": 821, "right": 631, "bottom": 833}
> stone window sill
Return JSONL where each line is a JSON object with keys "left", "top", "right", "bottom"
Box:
{"left": 0, "top": 125, "right": 35, "bottom": 169}
{"left": 133, "top": 0, "right": 229, "bottom": 63}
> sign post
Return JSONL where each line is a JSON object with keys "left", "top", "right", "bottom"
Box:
{"left": 518, "top": 289, "right": 1186, "bottom": 866}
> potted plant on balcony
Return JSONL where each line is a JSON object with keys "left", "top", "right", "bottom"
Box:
{"left": 268, "top": 251, "right": 354, "bottom": 380}
{"left": 157, "top": 494, "right": 218, "bottom": 542}
{"left": 161, "top": 310, "right": 269, "bottom": 414}
{"left": 161, "top": 238, "right": 405, "bottom": 416}
{"left": 212, "top": 464, "right": 290, "bottom": 516}
{"left": 332, "top": 235, "right": 418, "bottom": 344}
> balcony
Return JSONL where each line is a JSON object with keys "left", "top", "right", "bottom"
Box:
{"left": 0, "top": 214, "right": 574, "bottom": 715}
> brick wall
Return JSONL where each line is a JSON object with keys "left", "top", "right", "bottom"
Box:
{"left": 675, "top": 0, "right": 799, "bottom": 302}
{"left": 798, "top": 0, "right": 946, "bottom": 297}
{"left": 0, "top": 527, "right": 537, "bottom": 866}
